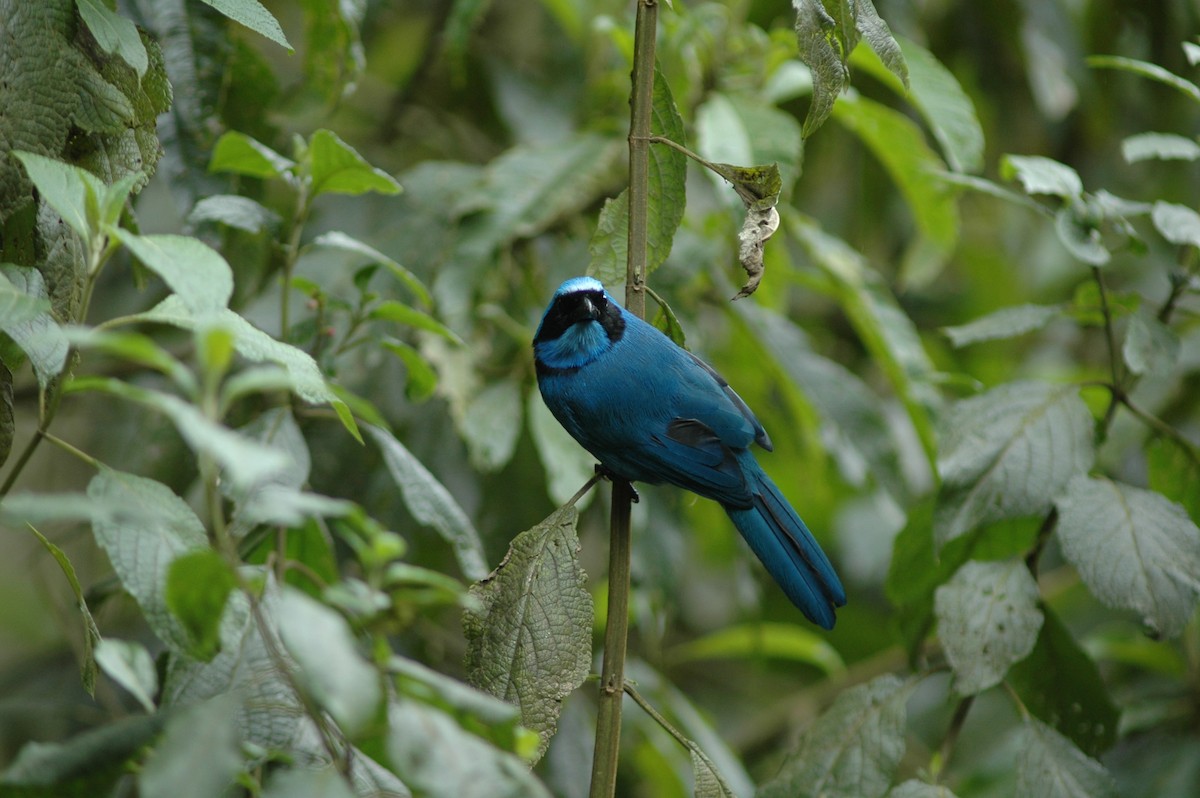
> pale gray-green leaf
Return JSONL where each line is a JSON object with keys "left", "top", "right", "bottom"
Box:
{"left": 1151, "top": 200, "right": 1200, "bottom": 248}
{"left": 1123, "top": 308, "right": 1180, "bottom": 376}
{"left": 934, "top": 559, "right": 1044, "bottom": 695}
{"left": 942, "top": 304, "right": 1063, "bottom": 347}
{"left": 460, "top": 378, "right": 522, "bottom": 472}
{"left": 463, "top": 504, "right": 592, "bottom": 762}
{"left": 187, "top": 194, "right": 281, "bottom": 234}
{"left": 888, "top": 780, "right": 962, "bottom": 798}
{"left": 388, "top": 698, "right": 553, "bottom": 798}
{"left": 935, "top": 381, "right": 1094, "bottom": 547}
{"left": 26, "top": 523, "right": 101, "bottom": 695}
{"left": 263, "top": 767, "right": 358, "bottom": 798}
{"left": 113, "top": 232, "right": 234, "bottom": 313}
{"left": 692, "top": 748, "right": 736, "bottom": 798}
{"left": 1015, "top": 718, "right": 1118, "bottom": 798}
{"left": 1056, "top": 475, "right": 1200, "bottom": 638}
{"left": 527, "top": 391, "right": 596, "bottom": 507}
{"left": 76, "top": 0, "right": 148, "bottom": 76}
{"left": 139, "top": 694, "right": 243, "bottom": 798}
{"left": 278, "top": 588, "right": 381, "bottom": 735}
{"left": 88, "top": 469, "right": 207, "bottom": 653}
{"left": 0, "top": 266, "right": 68, "bottom": 387}
{"left": 309, "top": 231, "right": 430, "bottom": 307}
{"left": 95, "top": 638, "right": 158, "bottom": 713}
{"left": 1122, "top": 132, "right": 1200, "bottom": 163}
{"left": 758, "top": 674, "right": 916, "bottom": 798}
{"left": 1001, "top": 154, "right": 1083, "bottom": 198}
{"left": 199, "top": 0, "right": 292, "bottom": 49}
{"left": 1054, "top": 206, "right": 1110, "bottom": 265}
{"left": 366, "top": 424, "right": 487, "bottom": 581}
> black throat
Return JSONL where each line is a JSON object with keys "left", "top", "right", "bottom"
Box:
{"left": 534, "top": 289, "right": 626, "bottom": 345}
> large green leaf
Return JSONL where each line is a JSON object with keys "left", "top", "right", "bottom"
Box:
{"left": 832, "top": 92, "right": 959, "bottom": 287}
{"left": 1055, "top": 475, "right": 1200, "bottom": 638}
{"left": 113, "top": 232, "right": 234, "bottom": 314}
{"left": 139, "top": 695, "right": 243, "bottom": 798}
{"left": 199, "top": 0, "right": 292, "bottom": 50}
{"left": 1008, "top": 607, "right": 1119, "bottom": 757}
{"left": 13, "top": 151, "right": 104, "bottom": 244}
{"left": 1015, "top": 718, "right": 1118, "bottom": 798}
{"left": 165, "top": 550, "right": 237, "bottom": 662}
{"left": 366, "top": 424, "right": 488, "bottom": 581}
{"left": 935, "top": 381, "right": 1094, "bottom": 547}
{"left": 263, "top": 767, "right": 357, "bottom": 798}
{"left": 759, "top": 674, "right": 916, "bottom": 798}
{"left": 588, "top": 67, "right": 687, "bottom": 285}
{"left": 934, "top": 559, "right": 1043, "bottom": 695}
{"left": 278, "top": 587, "right": 382, "bottom": 736}
{"left": 87, "top": 469, "right": 208, "bottom": 653}
{"left": 463, "top": 504, "right": 592, "bottom": 761}
{"left": 307, "top": 129, "right": 402, "bottom": 197}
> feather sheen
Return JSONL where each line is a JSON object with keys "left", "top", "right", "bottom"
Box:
{"left": 534, "top": 278, "right": 846, "bottom": 629}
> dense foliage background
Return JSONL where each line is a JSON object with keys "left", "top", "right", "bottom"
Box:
{"left": 1, "top": 0, "right": 1199, "bottom": 796}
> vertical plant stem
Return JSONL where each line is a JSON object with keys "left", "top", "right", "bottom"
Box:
{"left": 588, "top": 2, "right": 657, "bottom": 796}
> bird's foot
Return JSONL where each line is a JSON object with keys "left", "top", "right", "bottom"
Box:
{"left": 593, "top": 464, "right": 640, "bottom": 503}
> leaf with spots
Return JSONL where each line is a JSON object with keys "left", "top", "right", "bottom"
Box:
{"left": 462, "top": 504, "right": 592, "bottom": 762}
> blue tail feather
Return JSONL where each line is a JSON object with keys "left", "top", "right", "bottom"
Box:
{"left": 724, "top": 459, "right": 845, "bottom": 629}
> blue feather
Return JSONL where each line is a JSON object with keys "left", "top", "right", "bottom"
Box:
{"left": 534, "top": 278, "right": 845, "bottom": 628}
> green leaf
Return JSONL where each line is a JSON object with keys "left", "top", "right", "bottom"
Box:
{"left": 696, "top": 92, "right": 803, "bottom": 192}
{"left": 165, "top": 550, "right": 237, "bottom": 662}
{"left": 1015, "top": 717, "right": 1118, "bottom": 798}
{"left": 209, "top": 130, "right": 296, "bottom": 179}
{"left": 27, "top": 523, "right": 101, "bottom": 695}
{"left": 692, "top": 747, "right": 737, "bottom": 798}
{"left": 887, "top": 780, "right": 962, "bottom": 798}
{"left": 199, "top": 0, "right": 292, "bottom": 50}
{"left": 300, "top": 0, "right": 366, "bottom": 101}
{"left": 587, "top": 68, "right": 686, "bottom": 284}
{"left": 95, "top": 638, "right": 158, "bottom": 713}
{"left": 787, "top": 212, "right": 939, "bottom": 468}
{"left": 278, "top": 587, "right": 382, "bottom": 735}
{"left": 833, "top": 91, "right": 959, "bottom": 286}
{"left": 459, "top": 378, "right": 522, "bottom": 472}
{"left": 855, "top": 0, "right": 907, "bottom": 87}
{"left": 307, "top": 129, "right": 402, "bottom": 197}
{"left": 864, "top": 36, "right": 983, "bottom": 173}
{"left": 381, "top": 339, "right": 438, "bottom": 401}
{"left": 1008, "top": 607, "right": 1119, "bottom": 757}
{"left": 649, "top": 289, "right": 688, "bottom": 348}
{"left": 1087, "top": 55, "right": 1200, "bottom": 104}
{"left": 942, "top": 304, "right": 1063, "bottom": 347}
{"left": 527, "top": 390, "right": 597, "bottom": 507}
{"left": 369, "top": 299, "right": 463, "bottom": 343}
{"left": 263, "top": 766, "right": 357, "bottom": 798}
{"left": 309, "top": 230, "right": 431, "bottom": 307}
{"left": 387, "top": 697, "right": 554, "bottom": 798}
{"left": 1151, "top": 200, "right": 1200, "bottom": 248}
{"left": 0, "top": 714, "right": 165, "bottom": 794}
{"left": 463, "top": 504, "right": 592, "bottom": 762}
{"left": 1146, "top": 437, "right": 1200, "bottom": 525}
{"left": 88, "top": 468, "right": 208, "bottom": 654}
{"left": 76, "top": 0, "right": 148, "bottom": 76}
{"left": 759, "top": 674, "right": 916, "bottom": 798}
{"left": 77, "top": 377, "right": 290, "bottom": 490}
{"left": 390, "top": 654, "right": 526, "bottom": 749}
{"left": 1122, "top": 132, "right": 1200, "bottom": 163}
{"left": 792, "top": 0, "right": 848, "bottom": 137}
{"left": 1001, "top": 154, "right": 1084, "bottom": 199}
{"left": 935, "top": 381, "right": 1094, "bottom": 547}
{"left": 366, "top": 424, "right": 488, "bottom": 581}
{"left": 112, "top": 232, "right": 234, "bottom": 314}
{"left": 1055, "top": 475, "right": 1200, "bottom": 638}
{"left": 63, "top": 326, "right": 194, "bottom": 393}
{"left": 0, "top": 265, "right": 68, "bottom": 388}
{"left": 135, "top": 296, "right": 357, "bottom": 438}
{"left": 668, "top": 621, "right": 844, "bottom": 675}
{"left": 139, "top": 694, "right": 243, "bottom": 798}
{"left": 934, "top": 559, "right": 1043, "bottom": 695}
{"left": 187, "top": 194, "right": 281, "bottom": 233}
{"left": 1123, "top": 308, "right": 1180, "bottom": 376}
{"left": 1054, "top": 206, "right": 1110, "bottom": 266}
{"left": 13, "top": 151, "right": 104, "bottom": 244}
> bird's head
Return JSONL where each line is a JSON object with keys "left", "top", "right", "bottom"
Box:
{"left": 533, "top": 277, "right": 626, "bottom": 372}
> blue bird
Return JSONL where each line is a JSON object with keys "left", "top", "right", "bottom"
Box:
{"left": 533, "top": 276, "right": 845, "bottom": 629}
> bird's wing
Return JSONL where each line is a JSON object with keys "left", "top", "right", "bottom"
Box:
{"left": 679, "top": 351, "right": 772, "bottom": 451}
{"left": 638, "top": 418, "right": 753, "bottom": 506}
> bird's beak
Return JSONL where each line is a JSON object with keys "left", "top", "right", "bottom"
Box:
{"left": 582, "top": 297, "right": 597, "bottom": 318}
